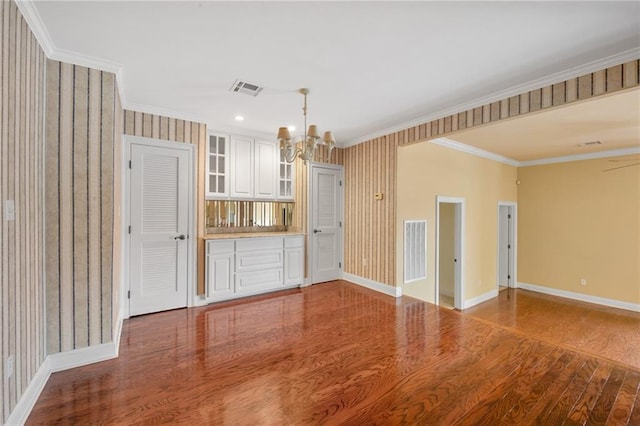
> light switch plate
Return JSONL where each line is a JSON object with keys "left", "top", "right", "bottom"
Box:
{"left": 5, "top": 200, "right": 15, "bottom": 221}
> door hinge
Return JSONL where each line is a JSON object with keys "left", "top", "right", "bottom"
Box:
{"left": 128, "top": 225, "right": 131, "bottom": 234}
{"left": 508, "top": 244, "right": 511, "bottom": 249}
{"left": 339, "top": 262, "right": 342, "bottom": 268}
{"left": 127, "top": 290, "right": 130, "bottom": 299}
{"left": 508, "top": 214, "right": 511, "bottom": 219}
{"left": 508, "top": 275, "right": 511, "bottom": 280}
{"left": 339, "top": 180, "right": 342, "bottom": 187}
{"left": 129, "top": 160, "right": 132, "bottom": 169}
{"left": 339, "top": 221, "right": 342, "bottom": 228}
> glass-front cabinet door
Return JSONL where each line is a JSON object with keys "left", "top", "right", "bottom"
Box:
{"left": 278, "top": 151, "right": 294, "bottom": 200}
{"left": 206, "top": 133, "right": 229, "bottom": 199}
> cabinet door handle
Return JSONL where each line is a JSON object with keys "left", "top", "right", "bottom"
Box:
{"left": 313, "top": 229, "right": 322, "bottom": 234}
{"left": 174, "top": 235, "right": 186, "bottom": 240}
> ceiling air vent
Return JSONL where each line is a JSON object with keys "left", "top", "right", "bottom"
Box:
{"left": 578, "top": 141, "right": 603, "bottom": 147}
{"left": 230, "top": 79, "right": 264, "bottom": 97}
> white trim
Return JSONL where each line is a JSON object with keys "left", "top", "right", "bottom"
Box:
{"left": 5, "top": 359, "right": 51, "bottom": 426}
{"left": 517, "top": 282, "right": 640, "bottom": 313}
{"left": 518, "top": 146, "right": 640, "bottom": 167}
{"left": 14, "top": 1, "right": 55, "bottom": 57}
{"left": 343, "top": 273, "right": 402, "bottom": 298}
{"left": 496, "top": 201, "right": 518, "bottom": 291}
{"left": 463, "top": 289, "right": 499, "bottom": 310}
{"left": 123, "top": 101, "right": 210, "bottom": 130}
{"left": 430, "top": 138, "right": 520, "bottom": 166}
{"left": 344, "top": 47, "right": 640, "bottom": 147}
{"left": 48, "top": 342, "right": 118, "bottom": 373}
{"left": 6, "top": 312, "right": 124, "bottom": 424}
{"left": 429, "top": 138, "right": 640, "bottom": 169}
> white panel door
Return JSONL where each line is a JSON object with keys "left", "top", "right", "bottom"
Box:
{"left": 230, "top": 135, "right": 254, "bottom": 198}
{"left": 310, "top": 165, "right": 342, "bottom": 284}
{"left": 129, "top": 143, "right": 190, "bottom": 316}
{"left": 254, "top": 139, "right": 277, "bottom": 199}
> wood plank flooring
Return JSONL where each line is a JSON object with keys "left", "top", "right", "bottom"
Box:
{"left": 27, "top": 281, "right": 640, "bottom": 425}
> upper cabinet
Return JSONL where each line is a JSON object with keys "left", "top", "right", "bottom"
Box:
{"left": 278, "top": 150, "right": 295, "bottom": 201}
{"left": 254, "top": 139, "right": 278, "bottom": 199}
{"left": 206, "top": 134, "right": 229, "bottom": 199}
{"left": 208, "top": 132, "right": 284, "bottom": 201}
{"left": 229, "top": 135, "right": 255, "bottom": 199}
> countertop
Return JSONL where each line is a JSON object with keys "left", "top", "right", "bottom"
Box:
{"left": 203, "top": 231, "right": 305, "bottom": 240}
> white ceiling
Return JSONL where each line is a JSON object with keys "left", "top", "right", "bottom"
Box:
{"left": 31, "top": 1, "right": 640, "bottom": 147}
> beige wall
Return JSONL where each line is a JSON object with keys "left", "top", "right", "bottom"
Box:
{"left": 396, "top": 142, "right": 518, "bottom": 303}
{"left": 1, "top": 1, "right": 46, "bottom": 421}
{"left": 518, "top": 155, "right": 640, "bottom": 304}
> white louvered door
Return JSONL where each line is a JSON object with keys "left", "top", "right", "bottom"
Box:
{"left": 129, "top": 143, "right": 190, "bottom": 316}
{"left": 310, "top": 165, "right": 343, "bottom": 284}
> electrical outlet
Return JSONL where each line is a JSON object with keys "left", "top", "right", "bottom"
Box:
{"left": 4, "top": 200, "right": 15, "bottom": 221}
{"left": 580, "top": 278, "right": 587, "bottom": 286}
{"left": 6, "top": 355, "right": 13, "bottom": 379}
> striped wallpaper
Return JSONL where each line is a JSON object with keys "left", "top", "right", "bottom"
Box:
{"left": 45, "top": 60, "right": 122, "bottom": 354}
{"left": 0, "top": 0, "right": 46, "bottom": 422}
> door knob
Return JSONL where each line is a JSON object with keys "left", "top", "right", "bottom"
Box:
{"left": 174, "top": 235, "right": 186, "bottom": 240}
{"left": 313, "top": 229, "right": 322, "bottom": 234}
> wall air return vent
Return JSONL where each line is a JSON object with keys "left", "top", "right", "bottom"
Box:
{"left": 404, "top": 220, "right": 427, "bottom": 283}
{"left": 230, "top": 79, "right": 264, "bottom": 97}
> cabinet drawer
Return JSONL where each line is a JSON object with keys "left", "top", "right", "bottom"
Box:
{"left": 236, "top": 269, "right": 283, "bottom": 292}
{"left": 236, "top": 250, "right": 283, "bottom": 272}
{"left": 285, "top": 235, "right": 304, "bottom": 248}
{"left": 236, "top": 237, "right": 283, "bottom": 252}
{"left": 207, "top": 240, "right": 235, "bottom": 255}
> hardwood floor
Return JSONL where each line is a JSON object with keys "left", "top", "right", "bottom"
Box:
{"left": 28, "top": 281, "right": 640, "bottom": 425}
{"left": 465, "top": 287, "right": 640, "bottom": 370}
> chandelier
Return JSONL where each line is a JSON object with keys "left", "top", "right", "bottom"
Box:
{"left": 278, "top": 88, "right": 335, "bottom": 164}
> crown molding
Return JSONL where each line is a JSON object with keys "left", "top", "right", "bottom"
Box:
{"left": 429, "top": 138, "right": 520, "bottom": 167}
{"left": 15, "top": 0, "right": 54, "bottom": 56}
{"left": 343, "top": 47, "right": 640, "bottom": 148}
{"left": 427, "top": 138, "right": 640, "bottom": 168}
{"left": 519, "top": 146, "right": 640, "bottom": 167}
{"left": 123, "top": 101, "right": 210, "bottom": 126}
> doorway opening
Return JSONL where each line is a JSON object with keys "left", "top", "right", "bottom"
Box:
{"left": 497, "top": 202, "right": 517, "bottom": 292}
{"left": 436, "top": 196, "right": 464, "bottom": 310}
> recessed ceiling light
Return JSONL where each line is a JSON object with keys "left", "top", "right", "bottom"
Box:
{"left": 235, "top": 115, "right": 244, "bottom": 122}
{"left": 287, "top": 125, "right": 295, "bottom": 132}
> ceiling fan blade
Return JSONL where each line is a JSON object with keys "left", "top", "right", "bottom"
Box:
{"left": 602, "top": 162, "right": 640, "bottom": 172}
{"left": 607, "top": 158, "right": 640, "bottom": 162}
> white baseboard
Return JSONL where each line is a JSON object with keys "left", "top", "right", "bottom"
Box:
{"left": 342, "top": 272, "right": 402, "bottom": 297}
{"left": 6, "top": 314, "right": 124, "bottom": 425}
{"left": 517, "top": 282, "right": 640, "bottom": 312}
{"left": 5, "top": 358, "right": 51, "bottom": 426}
{"left": 463, "top": 289, "right": 498, "bottom": 309}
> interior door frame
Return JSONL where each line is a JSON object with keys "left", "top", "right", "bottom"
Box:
{"left": 435, "top": 196, "right": 465, "bottom": 310}
{"left": 121, "top": 135, "right": 197, "bottom": 319}
{"left": 306, "top": 162, "right": 344, "bottom": 286}
{"left": 497, "top": 201, "right": 518, "bottom": 290}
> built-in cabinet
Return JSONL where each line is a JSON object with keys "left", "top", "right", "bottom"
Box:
{"left": 206, "top": 235, "right": 304, "bottom": 302}
{"left": 205, "top": 134, "right": 229, "bottom": 199}
{"left": 207, "top": 132, "right": 292, "bottom": 201}
{"left": 278, "top": 150, "right": 295, "bottom": 200}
